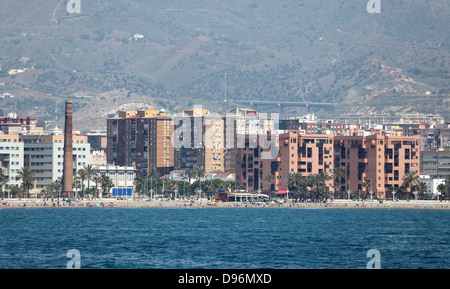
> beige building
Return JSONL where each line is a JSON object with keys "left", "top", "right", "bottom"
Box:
{"left": 174, "top": 107, "right": 224, "bottom": 174}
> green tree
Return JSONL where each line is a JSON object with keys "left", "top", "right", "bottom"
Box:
{"left": 100, "top": 175, "right": 114, "bottom": 197}
{"left": 331, "top": 167, "right": 347, "bottom": 198}
{"left": 195, "top": 167, "right": 206, "bottom": 196}
{"left": 0, "top": 170, "right": 7, "bottom": 198}
{"left": 77, "top": 168, "right": 88, "bottom": 197}
{"left": 416, "top": 181, "right": 428, "bottom": 199}
{"left": 363, "top": 178, "right": 372, "bottom": 198}
{"left": 402, "top": 170, "right": 420, "bottom": 196}
{"left": 265, "top": 173, "right": 275, "bottom": 193}
{"left": 84, "top": 165, "right": 96, "bottom": 193}
{"left": 16, "top": 167, "right": 35, "bottom": 198}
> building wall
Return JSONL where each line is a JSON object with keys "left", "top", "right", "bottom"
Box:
{"left": 233, "top": 132, "right": 421, "bottom": 199}
{"left": 334, "top": 134, "right": 420, "bottom": 198}
{"left": 174, "top": 109, "right": 224, "bottom": 174}
{"left": 107, "top": 112, "right": 174, "bottom": 177}
{"left": 421, "top": 150, "right": 450, "bottom": 177}
{"left": 96, "top": 164, "right": 136, "bottom": 193}
{"left": 0, "top": 135, "right": 24, "bottom": 187}
{"left": 22, "top": 134, "right": 91, "bottom": 189}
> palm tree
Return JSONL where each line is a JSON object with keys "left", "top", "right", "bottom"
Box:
{"left": 134, "top": 176, "right": 146, "bottom": 199}
{"left": 285, "top": 172, "right": 307, "bottom": 202}
{"left": 77, "top": 168, "right": 88, "bottom": 197}
{"left": 72, "top": 178, "right": 81, "bottom": 198}
{"left": 416, "top": 181, "right": 428, "bottom": 199}
{"left": 0, "top": 170, "right": 7, "bottom": 198}
{"left": 100, "top": 175, "right": 114, "bottom": 198}
{"left": 165, "top": 180, "right": 178, "bottom": 199}
{"left": 363, "top": 178, "right": 372, "bottom": 199}
{"left": 195, "top": 167, "right": 206, "bottom": 197}
{"left": 402, "top": 170, "right": 420, "bottom": 195}
{"left": 16, "top": 167, "right": 35, "bottom": 198}
{"left": 265, "top": 173, "right": 275, "bottom": 193}
{"left": 332, "top": 167, "right": 347, "bottom": 197}
{"left": 84, "top": 165, "right": 96, "bottom": 193}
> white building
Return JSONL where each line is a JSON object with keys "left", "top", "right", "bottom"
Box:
{"left": 22, "top": 134, "right": 91, "bottom": 189}
{"left": 0, "top": 134, "right": 24, "bottom": 187}
{"left": 420, "top": 175, "right": 445, "bottom": 196}
{"left": 95, "top": 164, "right": 136, "bottom": 196}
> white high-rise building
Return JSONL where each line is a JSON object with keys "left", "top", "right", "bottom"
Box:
{"left": 22, "top": 134, "right": 91, "bottom": 189}
{"left": 0, "top": 134, "right": 24, "bottom": 187}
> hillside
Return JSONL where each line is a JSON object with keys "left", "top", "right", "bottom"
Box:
{"left": 0, "top": 0, "right": 449, "bottom": 130}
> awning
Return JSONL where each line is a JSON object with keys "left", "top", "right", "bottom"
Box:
{"left": 276, "top": 190, "right": 288, "bottom": 194}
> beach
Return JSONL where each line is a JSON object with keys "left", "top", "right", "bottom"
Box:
{"left": 1, "top": 198, "right": 449, "bottom": 210}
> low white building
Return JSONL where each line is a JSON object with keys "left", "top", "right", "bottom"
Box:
{"left": 420, "top": 175, "right": 445, "bottom": 196}
{"left": 96, "top": 164, "right": 136, "bottom": 196}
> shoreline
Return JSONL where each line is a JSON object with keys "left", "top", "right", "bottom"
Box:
{"left": 1, "top": 198, "right": 449, "bottom": 210}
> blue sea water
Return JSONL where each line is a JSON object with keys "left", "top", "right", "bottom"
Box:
{"left": 0, "top": 207, "right": 449, "bottom": 269}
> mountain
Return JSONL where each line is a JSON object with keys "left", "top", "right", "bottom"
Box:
{"left": 0, "top": 0, "right": 449, "bottom": 131}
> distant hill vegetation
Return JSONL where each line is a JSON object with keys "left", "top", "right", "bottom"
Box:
{"left": 0, "top": 0, "right": 449, "bottom": 130}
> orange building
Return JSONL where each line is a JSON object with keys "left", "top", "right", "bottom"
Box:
{"left": 334, "top": 134, "right": 420, "bottom": 198}
{"left": 234, "top": 131, "right": 421, "bottom": 199}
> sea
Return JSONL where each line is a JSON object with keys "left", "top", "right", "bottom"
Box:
{"left": 0, "top": 207, "right": 449, "bottom": 269}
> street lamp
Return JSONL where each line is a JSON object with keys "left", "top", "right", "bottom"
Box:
{"left": 369, "top": 190, "right": 373, "bottom": 202}
{"left": 413, "top": 191, "right": 418, "bottom": 203}
{"left": 392, "top": 190, "right": 396, "bottom": 202}
{"left": 347, "top": 189, "right": 351, "bottom": 201}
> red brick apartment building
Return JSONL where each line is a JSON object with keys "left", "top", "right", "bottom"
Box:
{"left": 234, "top": 131, "right": 420, "bottom": 199}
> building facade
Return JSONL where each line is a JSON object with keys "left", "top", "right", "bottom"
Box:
{"left": 95, "top": 164, "right": 136, "bottom": 195}
{"left": 107, "top": 109, "right": 174, "bottom": 177}
{"left": 174, "top": 107, "right": 224, "bottom": 174}
{"left": 333, "top": 134, "right": 421, "bottom": 198}
{"left": 0, "top": 134, "right": 24, "bottom": 187}
{"left": 233, "top": 131, "right": 421, "bottom": 199}
{"left": 420, "top": 150, "right": 450, "bottom": 178}
{"left": 22, "top": 134, "right": 91, "bottom": 189}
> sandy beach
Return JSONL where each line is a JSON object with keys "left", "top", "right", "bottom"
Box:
{"left": 1, "top": 197, "right": 449, "bottom": 210}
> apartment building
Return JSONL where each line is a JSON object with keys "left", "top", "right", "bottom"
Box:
{"left": 280, "top": 116, "right": 342, "bottom": 136}
{"left": 233, "top": 131, "right": 421, "bottom": 199}
{"left": 86, "top": 130, "right": 107, "bottom": 151}
{"left": 338, "top": 113, "right": 444, "bottom": 126}
{"left": 223, "top": 107, "right": 275, "bottom": 172}
{"left": 334, "top": 134, "right": 421, "bottom": 198}
{"left": 0, "top": 113, "right": 43, "bottom": 135}
{"left": 403, "top": 123, "right": 450, "bottom": 151}
{"left": 0, "top": 134, "right": 24, "bottom": 187}
{"left": 107, "top": 109, "right": 174, "bottom": 177}
{"left": 420, "top": 150, "right": 450, "bottom": 178}
{"left": 234, "top": 132, "right": 333, "bottom": 192}
{"left": 22, "top": 134, "right": 91, "bottom": 189}
{"left": 174, "top": 107, "right": 224, "bottom": 174}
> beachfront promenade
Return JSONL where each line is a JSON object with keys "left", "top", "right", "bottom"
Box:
{"left": 1, "top": 197, "right": 449, "bottom": 210}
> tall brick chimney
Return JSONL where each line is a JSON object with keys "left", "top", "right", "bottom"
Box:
{"left": 62, "top": 100, "right": 74, "bottom": 197}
